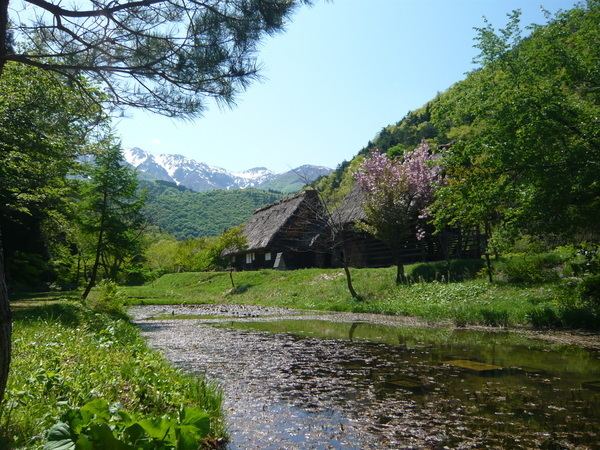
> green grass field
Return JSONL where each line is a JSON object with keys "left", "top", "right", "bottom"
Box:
{"left": 1, "top": 297, "right": 225, "bottom": 448}
{"left": 122, "top": 264, "right": 564, "bottom": 327}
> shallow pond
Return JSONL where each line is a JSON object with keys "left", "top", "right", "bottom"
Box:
{"left": 131, "top": 305, "right": 600, "bottom": 449}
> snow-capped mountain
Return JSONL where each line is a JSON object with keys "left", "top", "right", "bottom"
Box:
{"left": 231, "top": 167, "right": 274, "bottom": 187}
{"left": 123, "top": 147, "right": 331, "bottom": 193}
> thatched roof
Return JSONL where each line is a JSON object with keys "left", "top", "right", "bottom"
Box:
{"left": 334, "top": 184, "right": 367, "bottom": 225}
{"left": 224, "top": 189, "right": 320, "bottom": 255}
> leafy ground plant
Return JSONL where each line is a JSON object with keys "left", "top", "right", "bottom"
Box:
{"left": 1, "top": 299, "right": 225, "bottom": 448}
{"left": 45, "top": 399, "right": 212, "bottom": 450}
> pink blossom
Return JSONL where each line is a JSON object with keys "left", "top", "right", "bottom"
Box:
{"left": 355, "top": 141, "right": 441, "bottom": 240}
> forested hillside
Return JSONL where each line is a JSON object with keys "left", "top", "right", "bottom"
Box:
{"left": 142, "top": 181, "right": 283, "bottom": 239}
{"left": 318, "top": 4, "right": 599, "bottom": 248}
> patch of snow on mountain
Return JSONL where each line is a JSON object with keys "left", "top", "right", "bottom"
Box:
{"left": 233, "top": 167, "right": 273, "bottom": 180}
{"left": 123, "top": 147, "right": 151, "bottom": 167}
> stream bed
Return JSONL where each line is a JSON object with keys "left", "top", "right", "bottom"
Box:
{"left": 130, "top": 305, "right": 600, "bottom": 449}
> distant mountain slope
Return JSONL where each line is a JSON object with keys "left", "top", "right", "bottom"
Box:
{"left": 141, "top": 180, "right": 283, "bottom": 239}
{"left": 124, "top": 147, "right": 331, "bottom": 193}
{"left": 258, "top": 164, "right": 332, "bottom": 193}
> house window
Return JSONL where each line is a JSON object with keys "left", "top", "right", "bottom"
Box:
{"left": 265, "top": 252, "right": 272, "bottom": 261}
{"left": 274, "top": 252, "right": 283, "bottom": 268}
{"left": 245, "top": 253, "right": 252, "bottom": 264}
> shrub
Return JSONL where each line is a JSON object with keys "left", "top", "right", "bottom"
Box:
{"left": 44, "top": 399, "right": 212, "bottom": 450}
{"left": 408, "top": 259, "right": 485, "bottom": 282}
{"left": 86, "top": 280, "right": 127, "bottom": 318}
{"left": 579, "top": 274, "right": 600, "bottom": 304}
{"left": 564, "top": 243, "right": 599, "bottom": 277}
{"left": 550, "top": 275, "right": 600, "bottom": 330}
{"left": 480, "top": 309, "right": 509, "bottom": 327}
{"left": 527, "top": 306, "right": 562, "bottom": 328}
{"left": 122, "top": 265, "right": 160, "bottom": 285}
{"left": 495, "top": 253, "right": 563, "bottom": 284}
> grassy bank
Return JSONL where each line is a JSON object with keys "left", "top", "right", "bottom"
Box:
{"left": 1, "top": 296, "right": 226, "bottom": 449}
{"left": 122, "top": 261, "right": 593, "bottom": 329}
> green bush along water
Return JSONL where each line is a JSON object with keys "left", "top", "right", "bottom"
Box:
{"left": 1, "top": 298, "right": 225, "bottom": 448}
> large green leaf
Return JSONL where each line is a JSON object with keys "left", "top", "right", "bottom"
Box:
{"left": 180, "top": 407, "right": 210, "bottom": 435}
{"left": 44, "top": 422, "right": 75, "bottom": 450}
{"left": 85, "top": 423, "right": 132, "bottom": 450}
{"left": 137, "top": 417, "right": 176, "bottom": 443}
{"left": 176, "top": 425, "right": 204, "bottom": 450}
{"left": 80, "top": 399, "right": 111, "bottom": 421}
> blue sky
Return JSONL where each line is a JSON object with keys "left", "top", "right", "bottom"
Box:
{"left": 114, "top": 0, "right": 578, "bottom": 173}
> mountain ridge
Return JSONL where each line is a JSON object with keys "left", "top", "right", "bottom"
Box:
{"left": 124, "top": 147, "right": 331, "bottom": 193}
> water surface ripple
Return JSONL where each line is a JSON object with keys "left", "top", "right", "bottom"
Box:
{"left": 130, "top": 305, "right": 600, "bottom": 449}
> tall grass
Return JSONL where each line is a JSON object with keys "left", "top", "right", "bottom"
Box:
{"left": 0, "top": 299, "right": 225, "bottom": 448}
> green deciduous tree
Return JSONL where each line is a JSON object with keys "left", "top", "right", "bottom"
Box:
{"left": 80, "top": 139, "right": 145, "bottom": 300}
{"left": 431, "top": 4, "right": 600, "bottom": 245}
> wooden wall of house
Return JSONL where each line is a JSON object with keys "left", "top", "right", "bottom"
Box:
{"left": 229, "top": 249, "right": 323, "bottom": 271}
{"left": 333, "top": 228, "right": 482, "bottom": 269}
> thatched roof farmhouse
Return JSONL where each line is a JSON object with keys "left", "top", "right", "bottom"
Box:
{"left": 224, "top": 183, "right": 481, "bottom": 271}
{"left": 223, "top": 189, "right": 330, "bottom": 270}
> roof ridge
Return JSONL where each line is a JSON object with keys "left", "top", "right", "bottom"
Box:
{"left": 252, "top": 190, "right": 308, "bottom": 213}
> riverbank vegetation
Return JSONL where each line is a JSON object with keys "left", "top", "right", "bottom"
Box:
{"left": 1, "top": 297, "right": 225, "bottom": 448}
{"left": 123, "top": 247, "right": 600, "bottom": 330}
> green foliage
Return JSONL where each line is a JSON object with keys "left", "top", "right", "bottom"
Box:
{"left": 430, "top": 3, "right": 600, "bottom": 239}
{"left": 141, "top": 180, "right": 282, "bottom": 239}
{"left": 407, "top": 259, "right": 485, "bottom": 282}
{"left": 495, "top": 253, "right": 563, "bottom": 284}
{"left": 564, "top": 243, "right": 600, "bottom": 277}
{"left": 526, "top": 306, "right": 562, "bottom": 329}
{"left": 44, "top": 399, "right": 211, "bottom": 450}
{"left": 142, "top": 227, "right": 246, "bottom": 275}
{"left": 78, "top": 139, "right": 146, "bottom": 293}
{"left": 86, "top": 281, "right": 127, "bottom": 318}
{"left": 0, "top": 63, "right": 106, "bottom": 290}
{"left": 7, "top": 0, "right": 309, "bottom": 118}
{"left": 317, "top": 3, "right": 599, "bottom": 257}
{"left": 1, "top": 300, "right": 224, "bottom": 447}
{"left": 479, "top": 309, "right": 509, "bottom": 327}
{"left": 207, "top": 226, "right": 247, "bottom": 270}
{"left": 579, "top": 274, "right": 600, "bottom": 311}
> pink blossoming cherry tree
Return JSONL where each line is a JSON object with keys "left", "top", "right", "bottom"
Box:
{"left": 355, "top": 141, "right": 441, "bottom": 283}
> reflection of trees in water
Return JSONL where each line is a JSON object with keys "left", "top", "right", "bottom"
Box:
{"left": 348, "top": 322, "right": 360, "bottom": 341}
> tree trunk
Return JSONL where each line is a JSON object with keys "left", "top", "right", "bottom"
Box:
{"left": 0, "top": 228, "right": 11, "bottom": 404}
{"left": 342, "top": 262, "right": 360, "bottom": 300}
{"left": 340, "top": 245, "right": 360, "bottom": 300}
{"left": 82, "top": 256, "right": 89, "bottom": 282}
{"left": 74, "top": 253, "right": 82, "bottom": 287}
{"left": 0, "top": 0, "right": 9, "bottom": 75}
{"left": 228, "top": 269, "right": 236, "bottom": 290}
{"left": 82, "top": 191, "right": 107, "bottom": 300}
{"left": 0, "top": 2, "right": 12, "bottom": 404}
{"left": 395, "top": 259, "right": 406, "bottom": 285}
{"left": 484, "top": 251, "right": 493, "bottom": 283}
{"left": 484, "top": 221, "right": 494, "bottom": 283}
{"left": 82, "top": 226, "right": 104, "bottom": 299}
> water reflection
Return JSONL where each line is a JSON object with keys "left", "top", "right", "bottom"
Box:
{"left": 136, "top": 311, "right": 600, "bottom": 449}
{"left": 214, "top": 319, "right": 600, "bottom": 448}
